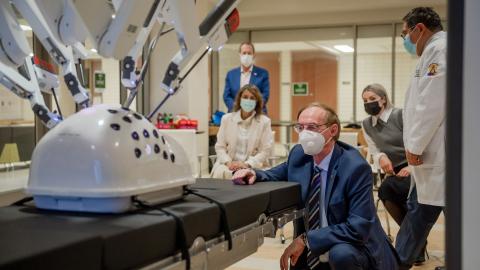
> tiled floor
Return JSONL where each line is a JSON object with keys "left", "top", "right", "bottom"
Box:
{"left": 228, "top": 200, "right": 445, "bottom": 270}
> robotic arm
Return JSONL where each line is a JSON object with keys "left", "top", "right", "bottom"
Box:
{"left": 144, "top": 0, "right": 239, "bottom": 119}
{"left": 0, "top": 3, "right": 61, "bottom": 129}
{"left": 29, "top": 0, "right": 165, "bottom": 107}
{"left": 0, "top": 1, "right": 61, "bottom": 129}
{"left": 0, "top": 59, "right": 62, "bottom": 129}
{"left": 9, "top": 0, "right": 240, "bottom": 115}
{"left": 159, "top": 0, "right": 240, "bottom": 94}
{"left": 12, "top": 0, "right": 90, "bottom": 108}
{"left": 57, "top": 0, "right": 240, "bottom": 111}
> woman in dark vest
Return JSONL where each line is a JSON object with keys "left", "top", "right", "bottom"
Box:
{"left": 361, "top": 83, "right": 426, "bottom": 265}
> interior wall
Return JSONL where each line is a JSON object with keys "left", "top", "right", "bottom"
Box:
{"left": 291, "top": 50, "right": 338, "bottom": 142}
{"left": 355, "top": 52, "right": 392, "bottom": 120}
{"left": 217, "top": 47, "right": 239, "bottom": 113}
{"left": 255, "top": 52, "right": 280, "bottom": 141}
{"left": 337, "top": 53, "right": 354, "bottom": 122}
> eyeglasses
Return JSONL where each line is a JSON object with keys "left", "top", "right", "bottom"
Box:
{"left": 400, "top": 25, "right": 416, "bottom": 40}
{"left": 293, "top": 122, "right": 329, "bottom": 133}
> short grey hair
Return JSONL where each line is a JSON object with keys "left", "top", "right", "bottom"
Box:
{"left": 362, "top": 83, "right": 393, "bottom": 108}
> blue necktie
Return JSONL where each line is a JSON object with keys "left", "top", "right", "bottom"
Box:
{"left": 307, "top": 167, "right": 322, "bottom": 269}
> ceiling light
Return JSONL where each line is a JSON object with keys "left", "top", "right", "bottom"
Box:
{"left": 20, "top": 24, "right": 32, "bottom": 31}
{"left": 334, "top": 45, "right": 354, "bottom": 53}
{"left": 90, "top": 48, "right": 98, "bottom": 53}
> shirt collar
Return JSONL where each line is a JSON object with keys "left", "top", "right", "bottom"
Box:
{"left": 372, "top": 106, "right": 393, "bottom": 127}
{"left": 315, "top": 146, "right": 334, "bottom": 172}
{"left": 241, "top": 65, "right": 253, "bottom": 74}
{"left": 233, "top": 110, "right": 256, "bottom": 124}
{"left": 425, "top": 31, "right": 446, "bottom": 48}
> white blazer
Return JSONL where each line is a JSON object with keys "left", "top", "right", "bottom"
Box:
{"left": 213, "top": 111, "right": 273, "bottom": 170}
{"left": 403, "top": 31, "right": 447, "bottom": 206}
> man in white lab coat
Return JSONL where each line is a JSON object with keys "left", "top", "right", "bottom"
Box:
{"left": 395, "top": 7, "right": 446, "bottom": 270}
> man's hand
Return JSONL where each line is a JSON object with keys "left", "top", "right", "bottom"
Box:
{"left": 406, "top": 150, "right": 423, "bottom": 166}
{"left": 280, "top": 236, "right": 306, "bottom": 270}
{"left": 232, "top": 168, "right": 256, "bottom": 185}
{"left": 396, "top": 166, "right": 411, "bottom": 178}
{"left": 227, "top": 161, "right": 250, "bottom": 171}
{"left": 379, "top": 155, "right": 394, "bottom": 174}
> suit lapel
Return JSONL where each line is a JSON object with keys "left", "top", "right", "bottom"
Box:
{"left": 249, "top": 66, "right": 258, "bottom": 85}
{"left": 233, "top": 67, "right": 241, "bottom": 91}
{"left": 325, "top": 144, "right": 342, "bottom": 212}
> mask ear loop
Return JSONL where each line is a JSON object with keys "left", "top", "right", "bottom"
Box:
{"left": 322, "top": 125, "right": 336, "bottom": 146}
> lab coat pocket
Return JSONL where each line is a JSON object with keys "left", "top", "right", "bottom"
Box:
{"left": 411, "top": 164, "right": 445, "bottom": 205}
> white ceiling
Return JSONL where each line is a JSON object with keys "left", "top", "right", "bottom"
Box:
{"left": 235, "top": 0, "right": 446, "bottom": 17}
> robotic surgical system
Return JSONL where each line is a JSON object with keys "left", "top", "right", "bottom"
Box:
{"left": 0, "top": 1, "right": 304, "bottom": 269}
{"left": 1, "top": 0, "right": 241, "bottom": 213}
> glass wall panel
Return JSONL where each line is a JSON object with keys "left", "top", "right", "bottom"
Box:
{"left": 394, "top": 23, "right": 418, "bottom": 108}
{"left": 251, "top": 27, "right": 354, "bottom": 125}
{"left": 356, "top": 25, "right": 393, "bottom": 122}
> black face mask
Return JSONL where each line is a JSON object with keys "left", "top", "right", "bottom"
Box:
{"left": 364, "top": 101, "right": 382, "bottom": 116}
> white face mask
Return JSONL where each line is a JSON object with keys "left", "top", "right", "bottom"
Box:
{"left": 298, "top": 128, "right": 331, "bottom": 155}
{"left": 240, "top": 54, "right": 254, "bottom": 67}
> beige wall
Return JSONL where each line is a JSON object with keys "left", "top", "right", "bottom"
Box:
{"left": 291, "top": 50, "right": 338, "bottom": 142}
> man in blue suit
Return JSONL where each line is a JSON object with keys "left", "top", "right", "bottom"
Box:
{"left": 223, "top": 42, "right": 270, "bottom": 113}
{"left": 232, "top": 103, "right": 398, "bottom": 270}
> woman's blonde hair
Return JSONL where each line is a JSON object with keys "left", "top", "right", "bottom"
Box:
{"left": 362, "top": 83, "right": 393, "bottom": 108}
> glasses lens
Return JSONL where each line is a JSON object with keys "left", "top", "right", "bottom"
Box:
{"left": 294, "top": 123, "right": 327, "bottom": 133}
{"left": 293, "top": 124, "right": 303, "bottom": 133}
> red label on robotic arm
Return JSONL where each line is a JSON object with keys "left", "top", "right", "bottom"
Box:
{"left": 226, "top": 9, "right": 239, "bottom": 36}
{"left": 33, "top": 56, "right": 57, "bottom": 74}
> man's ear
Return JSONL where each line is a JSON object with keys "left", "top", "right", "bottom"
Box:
{"left": 417, "top": 23, "right": 428, "bottom": 33}
{"left": 331, "top": 124, "right": 339, "bottom": 138}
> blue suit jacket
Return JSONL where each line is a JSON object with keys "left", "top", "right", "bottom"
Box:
{"left": 255, "top": 142, "right": 398, "bottom": 270}
{"left": 223, "top": 65, "right": 270, "bottom": 113}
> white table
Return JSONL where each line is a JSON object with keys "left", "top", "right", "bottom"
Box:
{"left": 0, "top": 168, "right": 28, "bottom": 206}
{"left": 158, "top": 129, "right": 204, "bottom": 177}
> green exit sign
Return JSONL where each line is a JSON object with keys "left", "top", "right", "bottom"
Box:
{"left": 94, "top": 71, "right": 106, "bottom": 93}
{"left": 292, "top": 82, "right": 309, "bottom": 96}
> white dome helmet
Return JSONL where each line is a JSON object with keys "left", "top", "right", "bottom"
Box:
{"left": 27, "top": 104, "right": 194, "bottom": 213}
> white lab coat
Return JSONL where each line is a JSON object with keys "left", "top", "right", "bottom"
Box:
{"left": 403, "top": 31, "right": 447, "bottom": 206}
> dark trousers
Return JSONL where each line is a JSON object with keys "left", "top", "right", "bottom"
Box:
{"left": 395, "top": 186, "right": 443, "bottom": 268}
{"left": 291, "top": 243, "right": 372, "bottom": 270}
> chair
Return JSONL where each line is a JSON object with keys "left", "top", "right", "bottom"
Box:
{"left": 366, "top": 148, "right": 393, "bottom": 242}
